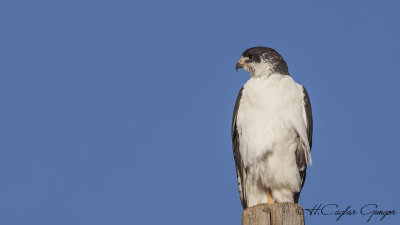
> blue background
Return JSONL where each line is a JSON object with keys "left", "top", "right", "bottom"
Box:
{"left": 1, "top": 0, "right": 399, "bottom": 224}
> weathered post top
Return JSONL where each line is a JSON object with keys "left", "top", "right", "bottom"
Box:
{"left": 242, "top": 203, "right": 305, "bottom": 225}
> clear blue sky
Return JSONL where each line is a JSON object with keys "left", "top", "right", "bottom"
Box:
{"left": 1, "top": 0, "right": 399, "bottom": 224}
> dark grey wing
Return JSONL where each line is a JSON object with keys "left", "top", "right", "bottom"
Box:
{"left": 231, "top": 87, "right": 247, "bottom": 209}
{"left": 303, "top": 86, "right": 313, "bottom": 150}
{"left": 294, "top": 86, "right": 313, "bottom": 203}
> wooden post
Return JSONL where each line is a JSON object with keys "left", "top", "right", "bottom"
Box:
{"left": 242, "top": 203, "right": 305, "bottom": 225}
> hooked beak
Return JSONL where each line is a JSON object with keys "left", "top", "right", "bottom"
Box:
{"left": 235, "top": 57, "right": 246, "bottom": 71}
{"left": 235, "top": 62, "right": 242, "bottom": 71}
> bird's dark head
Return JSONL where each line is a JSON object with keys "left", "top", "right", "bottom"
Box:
{"left": 236, "top": 47, "right": 289, "bottom": 77}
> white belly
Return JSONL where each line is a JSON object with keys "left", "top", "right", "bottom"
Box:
{"left": 236, "top": 74, "right": 308, "bottom": 204}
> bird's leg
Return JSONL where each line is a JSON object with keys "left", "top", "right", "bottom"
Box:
{"left": 266, "top": 188, "right": 274, "bottom": 205}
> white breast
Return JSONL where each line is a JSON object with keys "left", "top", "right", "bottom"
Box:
{"left": 236, "top": 74, "right": 308, "bottom": 168}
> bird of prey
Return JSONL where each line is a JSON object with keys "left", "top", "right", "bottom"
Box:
{"left": 232, "top": 47, "right": 313, "bottom": 209}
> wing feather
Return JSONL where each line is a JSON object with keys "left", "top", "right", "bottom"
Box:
{"left": 231, "top": 87, "right": 247, "bottom": 209}
{"left": 294, "top": 86, "right": 313, "bottom": 203}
